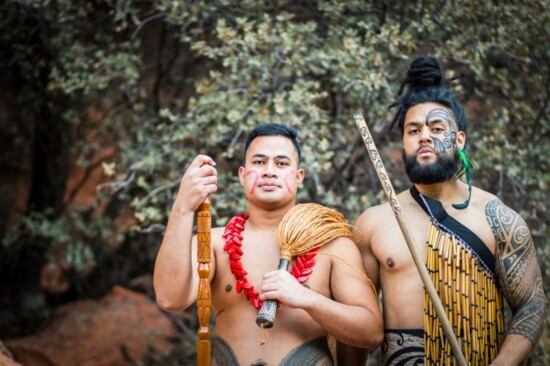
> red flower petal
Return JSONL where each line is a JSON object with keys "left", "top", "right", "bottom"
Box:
{"left": 296, "top": 256, "right": 304, "bottom": 270}
{"left": 233, "top": 269, "right": 247, "bottom": 277}
{"left": 230, "top": 261, "right": 243, "bottom": 270}
{"left": 304, "top": 259, "right": 316, "bottom": 267}
{"left": 297, "top": 276, "right": 308, "bottom": 283}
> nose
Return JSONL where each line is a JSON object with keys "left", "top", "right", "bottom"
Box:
{"left": 419, "top": 126, "right": 433, "bottom": 144}
{"left": 262, "top": 161, "right": 277, "bottom": 178}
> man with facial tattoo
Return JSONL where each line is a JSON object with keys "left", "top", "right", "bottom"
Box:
{"left": 352, "top": 57, "right": 546, "bottom": 365}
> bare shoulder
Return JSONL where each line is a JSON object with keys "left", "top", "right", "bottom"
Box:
{"left": 353, "top": 191, "right": 410, "bottom": 248}
{"left": 463, "top": 187, "right": 501, "bottom": 221}
{"left": 354, "top": 201, "right": 394, "bottom": 232}
{"left": 470, "top": 187, "right": 523, "bottom": 228}
{"left": 322, "top": 236, "right": 361, "bottom": 257}
{"left": 320, "top": 236, "right": 369, "bottom": 281}
{"left": 471, "top": 186, "right": 500, "bottom": 207}
{"left": 480, "top": 193, "right": 529, "bottom": 246}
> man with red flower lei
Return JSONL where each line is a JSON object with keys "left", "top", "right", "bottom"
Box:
{"left": 154, "top": 123, "right": 383, "bottom": 365}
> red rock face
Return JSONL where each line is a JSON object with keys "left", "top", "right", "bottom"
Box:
{"left": 5, "top": 286, "right": 178, "bottom": 366}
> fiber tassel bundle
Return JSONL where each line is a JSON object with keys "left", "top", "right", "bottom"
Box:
{"left": 256, "top": 203, "right": 352, "bottom": 329}
{"left": 277, "top": 203, "right": 353, "bottom": 260}
{"left": 424, "top": 222, "right": 505, "bottom": 365}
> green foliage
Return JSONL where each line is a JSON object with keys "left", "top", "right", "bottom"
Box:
{"left": 3, "top": 209, "right": 98, "bottom": 273}
{"left": 49, "top": 41, "right": 141, "bottom": 96}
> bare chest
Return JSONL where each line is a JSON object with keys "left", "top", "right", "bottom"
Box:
{"left": 211, "top": 231, "right": 331, "bottom": 315}
{"left": 372, "top": 206, "right": 496, "bottom": 283}
{"left": 209, "top": 232, "right": 329, "bottom": 363}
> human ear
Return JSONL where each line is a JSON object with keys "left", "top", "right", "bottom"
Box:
{"left": 296, "top": 168, "right": 305, "bottom": 185}
{"left": 238, "top": 166, "right": 245, "bottom": 186}
{"left": 456, "top": 131, "right": 466, "bottom": 149}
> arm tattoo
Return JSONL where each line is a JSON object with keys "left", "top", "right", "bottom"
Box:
{"left": 485, "top": 199, "right": 546, "bottom": 345}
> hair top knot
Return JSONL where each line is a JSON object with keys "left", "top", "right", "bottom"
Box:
{"left": 388, "top": 56, "right": 468, "bottom": 133}
{"left": 398, "top": 56, "right": 444, "bottom": 95}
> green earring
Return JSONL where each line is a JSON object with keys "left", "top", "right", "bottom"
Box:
{"left": 452, "top": 148, "right": 473, "bottom": 210}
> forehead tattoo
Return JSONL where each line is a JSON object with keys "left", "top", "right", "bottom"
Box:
{"left": 425, "top": 108, "right": 457, "bottom": 152}
{"left": 425, "top": 108, "right": 456, "bottom": 129}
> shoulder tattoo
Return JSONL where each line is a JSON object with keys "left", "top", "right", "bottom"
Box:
{"left": 485, "top": 199, "right": 546, "bottom": 344}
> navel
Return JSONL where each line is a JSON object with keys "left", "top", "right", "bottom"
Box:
{"left": 387, "top": 257, "right": 395, "bottom": 268}
{"left": 225, "top": 284, "right": 232, "bottom": 292}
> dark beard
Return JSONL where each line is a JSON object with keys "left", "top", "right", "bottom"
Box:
{"left": 403, "top": 148, "right": 461, "bottom": 185}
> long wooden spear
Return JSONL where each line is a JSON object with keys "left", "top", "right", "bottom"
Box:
{"left": 196, "top": 197, "right": 212, "bottom": 366}
{"left": 354, "top": 113, "right": 467, "bottom": 366}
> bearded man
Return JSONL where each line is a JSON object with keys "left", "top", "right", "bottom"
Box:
{"left": 353, "top": 56, "right": 546, "bottom": 365}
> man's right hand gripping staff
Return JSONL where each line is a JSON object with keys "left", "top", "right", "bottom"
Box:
{"left": 154, "top": 154, "right": 217, "bottom": 312}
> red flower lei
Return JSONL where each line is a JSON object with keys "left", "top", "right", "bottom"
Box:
{"left": 223, "top": 213, "right": 319, "bottom": 309}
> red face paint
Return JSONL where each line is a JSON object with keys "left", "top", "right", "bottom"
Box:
{"left": 246, "top": 170, "right": 259, "bottom": 195}
{"left": 283, "top": 170, "right": 295, "bottom": 194}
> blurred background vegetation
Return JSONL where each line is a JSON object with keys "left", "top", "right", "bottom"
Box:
{"left": 0, "top": 0, "right": 548, "bottom": 365}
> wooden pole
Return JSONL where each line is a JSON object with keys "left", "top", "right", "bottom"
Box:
{"left": 196, "top": 197, "right": 211, "bottom": 366}
{"left": 354, "top": 113, "right": 467, "bottom": 366}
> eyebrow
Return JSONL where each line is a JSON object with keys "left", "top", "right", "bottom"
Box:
{"left": 405, "top": 113, "right": 454, "bottom": 128}
{"left": 404, "top": 121, "right": 425, "bottom": 127}
{"left": 252, "top": 153, "right": 291, "bottom": 160}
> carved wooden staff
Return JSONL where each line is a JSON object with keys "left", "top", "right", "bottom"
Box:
{"left": 354, "top": 113, "right": 467, "bottom": 366}
{"left": 196, "top": 197, "right": 211, "bottom": 366}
